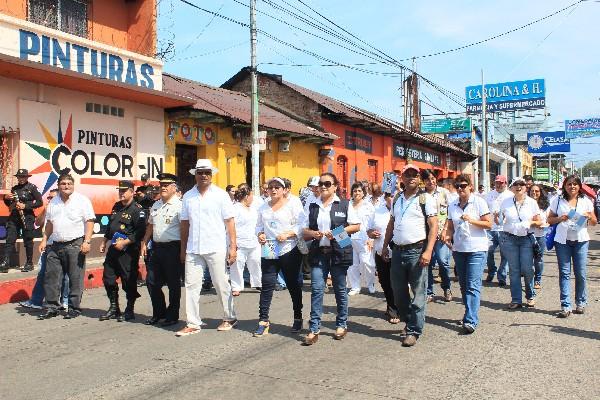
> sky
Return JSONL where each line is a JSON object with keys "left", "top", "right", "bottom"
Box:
{"left": 158, "top": 0, "right": 600, "bottom": 167}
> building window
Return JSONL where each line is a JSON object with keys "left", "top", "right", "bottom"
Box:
{"left": 336, "top": 155, "right": 348, "bottom": 198}
{"left": 367, "top": 159, "right": 378, "bottom": 185}
{"left": 28, "top": 0, "right": 88, "bottom": 38}
{"left": 86, "top": 103, "right": 125, "bottom": 118}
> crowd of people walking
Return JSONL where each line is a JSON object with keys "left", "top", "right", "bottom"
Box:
{"left": 10, "top": 159, "right": 598, "bottom": 347}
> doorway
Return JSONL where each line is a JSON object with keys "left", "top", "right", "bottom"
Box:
{"left": 175, "top": 144, "right": 197, "bottom": 193}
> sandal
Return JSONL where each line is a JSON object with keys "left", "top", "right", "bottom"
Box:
{"left": 385, "top": 307, "right": 400, "bottom": 324}
{"left": 232, "top": 291, "right": 241, "bottom": 297}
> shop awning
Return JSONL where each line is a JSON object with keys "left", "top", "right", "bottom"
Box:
{"left": 0, "top": 53, "right": 194, "bottom": 109}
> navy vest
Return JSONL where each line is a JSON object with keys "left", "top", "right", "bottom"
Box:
{"left": 307, "top": 198, "right": 353, "bottom": 267}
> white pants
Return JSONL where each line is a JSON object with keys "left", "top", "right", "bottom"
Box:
{"left": 230, "top": 245, "right": 262, "bottom": 291}
{"left": 347, "top": 239, "right": 376, "bottom": 290}
{"left": 185, "top": 252, "right": 236, "bottom": 328}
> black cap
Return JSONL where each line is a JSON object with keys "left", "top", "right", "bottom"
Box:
{"left": 117, "top": 180, "right": 134, "bottom": 190}
{"left": 140, "top": 173, "right": 149, "bottom": 181}
{"left": 157, "top": 173, "right": 178, "bottom": 184}
{"left": 14, "top": 169, "right": 32, "bottom": 177}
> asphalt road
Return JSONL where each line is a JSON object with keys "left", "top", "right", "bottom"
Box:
{"left": 2, "top": 234, "right": 600, "bottom": 400}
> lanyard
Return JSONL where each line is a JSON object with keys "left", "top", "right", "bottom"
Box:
{"left": 513, "top": 198, "right": 525, "bottom": 222}
{"left": 397, "top": 194, "right": 417, "bottom": 223}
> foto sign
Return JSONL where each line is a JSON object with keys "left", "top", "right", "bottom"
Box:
{"left": 421, "top": 118, "right": 471, "bottom": 134}
{"left": 565, "top": 118, "right": 600, "bottom": 139}
{"left": 465, "top": 79, "right": 545, "bottom": 114}
{"left": 527, "top": 131, "right": 570, "bottom": 153}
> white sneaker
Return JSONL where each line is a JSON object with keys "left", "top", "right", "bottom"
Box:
{"left": 19, "top": 300, "right": 43, "bottom": 310}
{"left": 348, "top": 288, "right": 360, "bottom": 296}
{"left": 368, "top": 284, "right": 376, "bottom": 294}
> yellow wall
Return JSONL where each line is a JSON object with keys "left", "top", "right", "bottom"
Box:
{"left": 165, "top": 116, "right": 322, "bottom": 194}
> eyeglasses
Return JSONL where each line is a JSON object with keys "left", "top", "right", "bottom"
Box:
{"left": 318, "top": 181, "right": 333, "bottom": 188}
{"left": 196, "top": 170, "right": 212, "bottom": 176}
{"left": 454, "top": 183, "right": 469, "bottom": 189}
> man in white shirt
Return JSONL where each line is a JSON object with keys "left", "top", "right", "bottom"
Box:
{"left": 484, "top": 175, "right": 513, "bottom": 285}
{"left": 382, "top": 164, "right": 438, "bottom": 347}
{"left": 38, "top": 174, "right": 95, "bottom": 319}
{"left": 177, "top": 159, "right": 237, "bottom": 336}
{"left": 141, "top": 173, "right": 183, "bottom": 327}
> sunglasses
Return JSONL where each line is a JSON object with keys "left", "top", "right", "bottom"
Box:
{"left": 318, "top": 181, "right": 333, "bottom": 188}
{"left": 454, "top": 183, "right": 469, "bottom": 189}
{"left": 46, "top": 196, "right": 54, "bottom": 200}
{"left": 514, "top": 182, "right": 526, "bottom": 187}
{"left": 196, "top": 170, "right": 212, "bottom": 176}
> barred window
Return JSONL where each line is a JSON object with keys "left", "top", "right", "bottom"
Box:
{"left": 28, "top": 0, "right": 88, "bottom": 38}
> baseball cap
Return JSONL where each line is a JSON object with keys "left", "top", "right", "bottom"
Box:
{"left": 401, "top": 164, "right": 419, "bottom": 175}
{"left": 495, "top": 175, "right": 507, "bottom": 184}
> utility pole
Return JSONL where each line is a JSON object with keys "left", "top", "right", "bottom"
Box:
{"left": 250, "top": 0, "right": 260, "bottom": 196}
{"left": 481, "top": 69, "right": 489, "bottom": 190}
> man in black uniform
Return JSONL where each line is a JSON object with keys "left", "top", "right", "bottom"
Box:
{"left": 1, "top": 169, "right": 43, "bottom": 272}
{"left": 99, "top": 180, "right": 146, "bottom": 321}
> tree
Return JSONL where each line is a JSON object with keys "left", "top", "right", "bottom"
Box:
{"left": 582, "top": 160, "right": 600, "bottom": 177}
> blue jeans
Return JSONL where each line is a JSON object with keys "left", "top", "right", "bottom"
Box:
{"left": 427, "top": 240, "right": 451, "bottom": 295}
{"left": 534, "top": 236, "right": 546, "bottom": 284}
{"left": 30, "top": 251, "right": 69, "bottom": 307}
{"left": 390, "top": 246, "right": 427, "bottom": 336}
{"left": 309, "top": 253, "right": 349, "bottom": 333}
{"left": 453, "top": 251, "right": 486, "bottom": 328}
{"left": 503, "top": 234, "right": 535, "bottom": 304}
{"left": 555, "top": 240, "right": 589, "bottom": 310}
{"left": 487, "top": 231, "right": 508, "bottom": 283}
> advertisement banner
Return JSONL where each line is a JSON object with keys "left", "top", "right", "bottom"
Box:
{"left": 421, "top": 118, "right": 471, "bottom": 134}
{"left": 393, "top": 142, "right": 442, "bottom": 166}
{"left": 527, "top": 131, "right": 570, "bottom": 153}
{"left": 565, "top": 118, "right": 600, "bottom": 139}
{"left": 465, "top": 79, "right": 545, "bottom": 114}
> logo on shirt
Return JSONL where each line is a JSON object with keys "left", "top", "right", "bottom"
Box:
{"left": 334, "top": 212, "right": 346, "bottom": 218}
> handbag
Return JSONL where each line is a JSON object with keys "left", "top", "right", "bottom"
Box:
{"left": 545, "top": 199, "right": 561, "bottom": 251}
{"left": 528, "top": 233, "right": 543, "bottom": 259}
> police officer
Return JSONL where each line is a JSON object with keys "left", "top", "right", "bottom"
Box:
{"left": 1, "top": 169, "right": 43, "bottom": 272}
{"left": 137, "top": 173, "right": 149, "bottom": 192}
{"left": 141, "top": 173, "right": 183, "bottom": 327}
{"left": 99, "top": 180, "right": 146, "bottom": 321}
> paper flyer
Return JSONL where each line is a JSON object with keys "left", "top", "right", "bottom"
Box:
{"left": 331, "top": 225, "right": 351, "bottom": 248}
{"left": 261, "top": 239, "right": 280, "bottom": 259}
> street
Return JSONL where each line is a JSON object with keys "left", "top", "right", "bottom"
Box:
{"left": 2, "top": 235, "right": 600, "bottom": 400}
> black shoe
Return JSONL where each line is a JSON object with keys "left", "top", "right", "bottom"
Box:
{"left": 145, "top": 316, "right": 162, "bottom": 325}
{"left": 485, "top": 275, "right": 494, "bottom": 283}
{"left": 498, "top": 281, "right": 507, "bottom": 287}
{"left": 38, "top": 309, "right": 59, "bottom": 320}
{"left": 123, "top": 301, "right": 135, "bottom": 321}
{"left": 64, "top": 309, "right": 81, "bottom": 319}
{"left": 161, "top": 319, "right": 178, "bottom": 327}
{"left": 21, "top": 262, "right": 34, "bottom": 272}
{"left": 201, "top": 283, "right": 213, "bottom": 292}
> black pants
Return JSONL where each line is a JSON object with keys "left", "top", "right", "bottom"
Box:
{"left": 43, "top": 238, "right": 86, "bottom": 311}
{"left": 259, "top": 246, "right": 303, "bottom": 322}
{"left": 146, "top": 241, "right": 183, "bottom": 321}
{"left": 103, "top": 246, "right": 141, "bottom": 300}
{"left": 375, "top": 253, "right": 397, "bottom": 312}
{"left": 4, "top": 218, "right": 35, "bottom": 263}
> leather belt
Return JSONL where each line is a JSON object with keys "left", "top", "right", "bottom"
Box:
{"left": 53, "top": 237, "right": 83, "bottom": 245}
{"left": 391, "top": 240, "right": 425, "bottom": 251}
{"left": 153, "top": 240, "right": 180, "bottom": 248}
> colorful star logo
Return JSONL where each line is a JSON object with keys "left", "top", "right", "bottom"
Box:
{"left": 26, "top": 112, "right": 73, "bottom": 194}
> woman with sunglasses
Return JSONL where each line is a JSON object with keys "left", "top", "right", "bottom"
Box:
{"left": 230, "top": 184, "right": 262, "bottom": 296}
{"left": 348, "top": 182, "right": 376, "bottom": 296}
{"left": 547, "top": 175, "right": 597, "bottom": 318}
{"left": 499, "top": 177, "right": 541, "bottom": 309}
{"left": 442, "top": 175, "right": 491, "bottom": 333}
{"left": 302, "top": 173, "right": 360, "bottom": 345}
{"left": 254, "top": 177, "right": 304, "bottom": 336}
{"left": 528, "top": 184, "right": 550, "bottom": 290}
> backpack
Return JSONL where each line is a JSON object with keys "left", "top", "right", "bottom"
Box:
{"left": 392, "top": 190, "right": 430, "bottom": 238}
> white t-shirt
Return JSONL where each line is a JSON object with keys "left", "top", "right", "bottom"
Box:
{"left": 256, "top": 198, "right": 304, "bottom": 256}
{"left": 181, "top": 184, "right": 235, "bottom": 254}
{"left": 234, "top": 202, "right": 260, "bottom": 249}
{"left": 368, "top": 202, "right": 391, "bottom": 255}
{"left": 448, "top": 195, "right": 490, "bottom": 253}
{"left": 301, "top": 195, "right": 360, "bottom": 247}
{"left": 500, "top": 196, "right": 540, "bottom": 237}
{"left": 486, "top": 189, "right": 514, "bottom": 231}
{"left": 45, "top": 192, "right": 95, "bottom": 242}
{"left": 391, "top": 192, "right": 437, "bottom": 246}
{"left": 349, "top": 200, "right": 375, "bottom": 242}
{"left": 532, "top": 207, "right": 548, "bottom": 238}
{"left": 549, "top": 195, "right": 594, "bottom": 244}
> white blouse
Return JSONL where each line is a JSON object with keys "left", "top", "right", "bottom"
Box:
{"left": 368, "top": 203, "right": 391, "bottom": 255}
{"left": 256, "top": 199, "right": 304, "bottom": 256}
{"left": 500, "top": 196, "right": 540, "bottom": 237}
{"left": 448, "top": 194, "right": 490, "bottom": 253}
{"left": 349, "top": 200, "right": 375, "bottom": 243}
{"left": 549, "top": 195, "right": 594, "bottom": 244}
{"left": 234, "top": 202, "right": 260, "bottom": 249}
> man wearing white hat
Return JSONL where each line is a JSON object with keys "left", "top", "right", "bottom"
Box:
{"left": 176, "top": 159, "right": 238, "bottom": 336}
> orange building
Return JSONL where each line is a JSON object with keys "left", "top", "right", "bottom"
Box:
{"left": 223, "top": 68, "right": 475, "bottom": 196}
{"left": 0, "top": 1, "right": 191, "bottom": 258}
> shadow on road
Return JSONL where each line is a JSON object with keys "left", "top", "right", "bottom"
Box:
{"left": 510, "top": 323, "right": 600, "bottom": 341}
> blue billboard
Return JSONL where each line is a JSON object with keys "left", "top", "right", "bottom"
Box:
{"left": 527, "top": 131, "right": 570, "bottom": 153}
{"left": 466, "top": 79, "right": 545, "bottom": 114}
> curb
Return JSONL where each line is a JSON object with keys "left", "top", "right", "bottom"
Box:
{"left": 0, "top": 264, "right": 148, "bottom": 305}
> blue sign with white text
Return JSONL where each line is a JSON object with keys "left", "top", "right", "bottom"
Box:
{"left": 465, "top": 79, "right": 545, "bottom": 114}
{"left": 527, "top": 131, "right": 570, "bottom": 153}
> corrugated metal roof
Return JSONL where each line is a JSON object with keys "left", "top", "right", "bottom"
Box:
{"left": 163, "top": 73, "right": 336, "bottom": 141}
